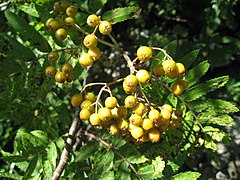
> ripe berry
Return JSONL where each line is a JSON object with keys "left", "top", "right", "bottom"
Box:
{"left": 162, "top": 104, "right": 173, "bottom": 114}
{"left": 55, "top": 71, "right": 66, "bottom": 83}
{"left": 171, "top": 79, "right": 188, "bottom": 95}
{"left": 62, "top": 63, "right": 73, "bottom": 75}
{"left": 45, "top": 66, "right": 56, "bottom": 77}
{"left": 148, "top": 128, "right": 160, "bottom": 142}
{"left": 48, "top": 20, "right": 61, "bottom": 31}
{"left": 136, "top": 69, "right": 150, "bottom": 83}
{"left": 55, "top": 28, "right": 68, "bottom": 41}
{"left": 111, "top": 108, "right": 120, "bottom": 119}
{"left": 153, "top": 64, "right": 165, "bottom": 77}
{"left": 88, "top": 47, "right": 101, "bottom": 61}
{"left": 99, "top": 21, "right": 112, "bottom": 35}
{"left": 117, "top": 119, "right": 129, "bottom": 130}
{"left": 165, "top": 69, "right": 178, "bottom": 79}
{"left": 137, "top": 46, "right": 152, "bottom": 62}
{"left": 60, "top": 0, "right": 70, "bottom": 11}
{"left": 161, "top": 109, "right": 172, "bottom": 120}
{"left": 83, "top": 34, "right": 98, "bottom": 49}
{"left": 80, "top": 100, "right": 94, "bottom": 112}
{"left": 89, "top": 113, "right": 101, "bottom": 126}
{"left": 162, "top": 59, "right": 176, "bottom": 74}
{"left": 117, "top": 106, "right": 128, "bottom": 118}
{"left": 98, "top": 107, "right": 112, "bottom": 121}
{"left": 53, "top": 2, "right": 62, "bottom": 12}
{"left": 131, "top": 126, "right": 144, "bottom": 139}
{"left": 123, "top": 81, "right": 136, "bottom": 94}
{"left": 79, "top": 52, "right": 93, "bottom": 67}
{"left": 66, "top": 72, "right": 74, "bottom": 82}
{"left": 141, "top": 118, "right": 153, "bottom": 130}
{"left": 129, "top": 114, "right": 143, "bottom": 126}
{"left": 45, "top": 18, "right": 54, "bottom": 29}
{"left": 48, "top": 52, "right": 59, "bottom": 62}
{"left": 84, "top": 92, "right": 96, "bottom": 102}
{"left": 71, "top": 93, "right": 83, "bottom": 107}
{"left": 66, "top": 6, "right": 78, "bottom": 17}
{"left": 79, "top": 108, "right": 91, "bottom": 121}
{"left": 124, "top": 74, "right": 138, "bottom": 87}
{"left": 109, "top": 124, "right": 119, "bottom": 136}
{"left": 105, "top": 96, "right": 118, "bottom": 109}
{"left": 65, "top": 17, "right": 75, "bottom": 26}
{"left": 87, "top": 14, "right": 100, "bottom": 27}
{"left": 133, "top": 102, "right": 147, "bottom": 116}
{"left": 174, "top": 109, "right": 183, "bottom": 117}
{"left": 148, "top": 109, "right": 160, "bottom": 121}
{"left": 124, "top": 95, "right": 137, "bottom": 108}
{"left": 176, "top": 62, "right": 185, "bottom": 76}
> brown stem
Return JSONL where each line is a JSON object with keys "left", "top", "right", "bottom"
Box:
{"left": 52, "top": 112, "right": 80, "bottom": 180}
{"left": 83, "top": 131, "right": 143, "bottom": 180}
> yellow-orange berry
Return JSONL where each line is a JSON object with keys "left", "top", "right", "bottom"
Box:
{"left": 153, "top": 64, "right": 165, "bottom": 77}
{"left": 162, "top": 59, "right": 176, "bottom": 74}
{"left": 137, "top": 46, "right": 152, "bottom": 62}
{"left": 124, "top": 95, "right": 138, "bottom": 108}
{"left": 98, "top": 107, "right": 112, "bottom": 121}
{"left": 99, "top": 21, "right": 112, "bottom": 35}
{"left": 89, "top": 113, "right": 101, "bottom": 126}
{"left": 141, "top": 118, "right": 153, "bottom": 130}
{"left": 105, "top": 96, "right": 118, "bottom": 109}
{"left": 136, "top": 69, "right": 150, "bottom": 83}
{"left": 148, "top": 128, "right": 161, "bottom": 142}
{"left": 87, "top": 14, "right": 100, "bottom": 27}
{"left": 129, "top": 114, "right": 143, "bottom": 127}
{"left": 71, "top": 93, "right": 83, "bottom": 107}
{"left": 131, "top": 126, "right": 144, "bottom": 139}
{"left": 79, "top": 52, "right": 94, "bottom": 67}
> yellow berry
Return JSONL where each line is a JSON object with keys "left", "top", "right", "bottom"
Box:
{"left": 141, "top": 118, "right": 153, "bottom": 130}
{"left": 148, "top": 128, "right": 160, "bottom": 142}
{"left": 80, "top": 100, "right": 94, "bottom": 112}
{"left": 98, "top": 107, "right": 112, "bottom": 121}
{"left": 129, "top": 114, "right": 143, "bottom": 127}
{"left": 117, "top": 119, "right": 129, "bottom": 130}
{"left": 71, "top": 93, "right": 83, "bottom": 107}
{"left": 87, "top": 14, "right": 100, "bottom": 27}
{"left": 148, "top": 109, "right": 160, "bottom": 121}
{"left": 124, "top": 95, "right": 138, "bottom": 108}
{"left": 105, "top": 96, "right": 118, "bottom": 109}
{"left": 83, "top": 34, "right": 98, "bottom": 49}
{"left": 124, "top": 74, "right": 138, "bottom": 87}
{"left": 108, "top": 124, "right": 120, "bottom": 136}
{"left": 54, "top": 71, "right": 66, "bottom": 83}
{"left": 79, "top": 109, "right": 91, "bottom": 121}
{"left": 88, "top": 47, "right": 101, "bottom": 61}
{"left": 136, "top": 69, "right": 150, "bottom": 83}
{"left": 79, "top": 52, "right": 94, "bottom": 67}
{"left": 176, "top": 62, "right": 185, "bottom": 76}
{"left": 153, "top": 64, "right": 165, "bottom": 77}
{"left": 133, "top": 102, "right": 147, "bottom": 116}
{"left": 131, "top": 126, "right": 144, "bottom": 139}
{"left": 84, "top": 92, "right": 96, "bottom": 102}
{"left": 45, "top": 66, "right": 56, "bottom": 77}
{"left": 162, "top": 104, "right": 173, "bottom": 114}
{"left": 161, "top": 109, "right": 172, "bottom": 120}
{"left": 99, "top": 21, "right": 112, "bottom": 35}
{"left": 162, "top": 59, "right": 176, "bottom": 74}
{"left": 89, "top": 113, "right": 101, "bottom": 126}
{"left": 137, "top": 46, "right": 152, "bottom": 62}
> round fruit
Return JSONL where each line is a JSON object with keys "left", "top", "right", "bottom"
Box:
{"left": 124, "top": 95, "right": 137, "bottom": 108}
{"left": 136, "top": 69, "right": 150, "bottom": 83}
{"left": 45, "top": 18, "right": 54, "bottom": 29}
{"left": 60, "top": 0, "right": 70, "bottom": 10}
{"left": 65, "top": 17, "right": 75, "bottom": 26}
{"left": 99, "top": 21, "right": 112, "bottom": 35}
{"left": 141, "top": 118, "right": 153, "bottom": 130}
{"left": 148, "top": 128, "right": 160, "bottom": 142}
{"left": 55, "top": 71, "right": 66, "bottom": 83}
{"left": 111, "top": 108, "right": 119, "bottom": 119}
{"left": 55, "top": 28, "right": 68, "bottom": 41}
{"left": 139, "top": 134, "right": 150, "bottom": 143}
{"left": 89, "top": 113, "right": 101, "bottom": 126}
{"left": 71, "top": 93, "right": 83, "bottom": 107}
{"left": 117, "top": 106, "right": 128, "bottom": 118}
{"left": 153, "top": 64, "right": 165, "bottom": 77}
{"left": 66, "top": 72, "right": 74, "bottom": 82}
{"left": 165, "top": 69, "right": 178, "bottom": 79}
{"left": 129, "top": 114, "right": 143, "bottom": 126}
{"left": 109, "top": 124, "right": 119, "bottom": 136}
{"left": 174, "top": 109, "right": 183, "bottom": 117}
{"left": 84, "top": 92, "right": 96, "bottom": 102}
{"left": 161, "top": 104, "right": 173, "bottom": 114}
{"left": 105, "top": 96, "right": 118, "bottom": 109}
{"left": 117, "top": 119, "right": 129, "bottom": 130}
{"left": 66, "top": 6, "right": 78, "bottom": 17}
{"left": 161, "top": 109, "right": 172, "bottom": 120}
{"left": 162, "top": 59, "right": 176, "bottom": 74}
{"left": 137, "top": 46, "right": 152, "bottom": 62}
{"left": 79, "top": 109, "right": 91, "bottom": 121}
{"left": 80, "top": 100, "right": 94, "bottom": 112}
{"left": 48, "top": 20, "right": 61, "bottom": 31}
{"left": 88, "top": 47, "right": 101, "bottom": 61}
{"left": 98, "top": 107, "right": 112, "bottom": 121}
{"left": 53, "top": 2, "right": 62, "bottom": 12}
{"left": 83, "top": 34, "right": 98, "bottom": 49}
{"left": 171, "top": 79, "right": 188, "bottom": 95}
{"left": 48, "top": 52, "right": 59, "bottom": 62}
{"left": 87, "top": 14, "right": 100, "bottom": 27}
{"left": 79, "top": 52, "right": 93, "bottom": 67}
{"left": 148, "top": 109, "right": 160, "bottom": 121}
{"left": 176, "top": 62, "right": 185, "bottom": 76}
{"left": 131, "top": 126, "right": 144, "bottom": 139}
{"left": 45, "top": 66, "right": 56, "bottom": 77}
{"left": 124, "top": 74, "right": 138, "bottom": 87}
{"left": 62, "top": 63, "right": 73, "bottom": 75}
{"left": 123, "top": 81, "right": 136, "bottom": 94}
{"left": 133, "top": 102, "right": 147, "bottom": 116}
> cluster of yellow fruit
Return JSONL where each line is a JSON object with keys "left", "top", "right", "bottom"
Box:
{"left": 45, "top": 51, "right": 74, "bottom": 83}
{"left": 71, "top": 91, "right": 183, "bottom": 143}
{"left": 45, "top": 0, "right": 78, "bottom": 41}
{"left": 79, "top": 15, "right": 112, "bottom": 67}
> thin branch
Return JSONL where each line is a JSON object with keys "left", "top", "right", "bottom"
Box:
{"left": 52, "top": 112, "right": 80, "bottom": 180}
{"left": 83, "top": 131, "right": 143, "bottom": 180}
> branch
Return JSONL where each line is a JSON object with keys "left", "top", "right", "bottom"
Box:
{"left": 52, "top": 112, "right": 80, "bottom": 180}
{"left": 83, "top": 131, "right": 143, "bottom": 180}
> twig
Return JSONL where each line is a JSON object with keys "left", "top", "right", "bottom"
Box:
{"left": 83, "top": 131, "right": 143, "bottom": 180}
{"left": 52, "top": 112, "right": 80, "bottom": 180}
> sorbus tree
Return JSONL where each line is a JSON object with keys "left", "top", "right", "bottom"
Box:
{"left": 0, "top": 1, "right": 239, "bottom": 180}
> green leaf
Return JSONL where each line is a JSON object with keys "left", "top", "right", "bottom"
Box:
{"left": 179, "top": 49, "right": 200, "bottom": 69}
{"left": 82, "top": 0, "right": 108, "bottom": 13}
{"left": 186, "top": 60, "right": 210, "bottom": 87}
{"left": 203, "top": 126, "right": 229, "bottom": 142}
{"left": 115, "top": 161, "right": 131, "bottom": 180}
{"left": 182, "top": 76, "right": 229, "bottom": 102}
{"left": 199, "top": 114, "right": 235, "bottom": 126}
{"left": 1, "top": 150, "right": 28, "bottom": 162}
{"left": 152, "top": 156, "right": 165, "bottom": 178}
{"left": 5, "top": 10, "right": 51, "bottom": 52}
{"left": 75, "top": 141, "right": 99, "bottom": 162}
{"left": 165, "top": 40, "right": 177, "bottom": 58}
{"left": 102, "top": 6, "right": 141, "bottom": 24}
{"left": 0, "top": 172, "right": 21, "bottom": 179}
{"left": 173, "top": 171, "right": 201, "bottom": 180}
{"left": 23, "top": 156, "right": 38, "bottom": 180}
{"left": 43, "top": 159, "right": 53, "bottom": 179}
{"left": 46, "top": 142, "right": 57, "bottom": 169}
{"left": 19, "top": 3, "right": 39, "bottom": 17}
{"left": 138, "top": 164, "right": 154, "bottom": 179}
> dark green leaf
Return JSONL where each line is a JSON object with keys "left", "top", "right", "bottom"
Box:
{"left": 102, "top": 6, "right": 140, "bottom": 24}
{"left": 5, "top": 10, "right": 51, "bottom": 52}
{"left": 173, "top": 171, "right": 201, "bottom": 180}
{"left": 165, "top": 40, "right": 177, "bottom": 58}
{"left": 199, "top": 114, "right": 235, "bottom": 126}
{"left": 182, "top": 76, "right": 229, "bottom": 102}
{"left": 1, "top": 150, "right": 28, "bottom": 162}
{"left": 23, "top": 156, "right": 38, "bottom": 180}
{"left": 115, "top": 161, "right": 131, "bottom": 180}
{"left": 85, "top": 0, "right": 108, "bottom": 13}
{"left": 138, "top": 164, "right": 154, "bottom": 179}
{"left": 186, "top": 60, "right": 210, "bottom": 87}
{"left": 0, "top": 172, "right": 21, "bottom": 179}
{"left": 179, "top": 49, "right": 200, "bottom": 69}
{"left": 75, "top": 141, "right": 99, "bottom": 162}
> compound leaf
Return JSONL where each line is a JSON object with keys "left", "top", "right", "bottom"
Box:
{"left": 102, "top": 6, "right": 141, "bottom": 24}
{"left": 179, "top": 49, "right": 200, "bottom": 69}
{"left": 199, "top": 113, "right": 235, "bottom": 126}
{"left": 173, "top": 171, "right": 201, "bottom": 180}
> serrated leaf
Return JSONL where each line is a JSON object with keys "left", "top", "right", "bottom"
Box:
{"left": 173, "top": 171, "right": 201, "bottom": 180}
{"left": 165, "top": 40, "right": 178, "bottom": 58}
{"left": 1, "top": 150, "right": 28, "bottom": 162}
{"left": 102, "top": 6, "right": 141, "bottom": 24}
{"left": 23, "top": 156, "right": 38, "bottom": 180}
{"left": 115, "top": 161, "right": 131, "bottom": 180}
{"left": 182, "top": 76, "right": 229, "bottom": 102}
{"left": 100, "top": 171, "right": 114, "bottom": 180}
{"left": 75, "top": 141, "right": 99, "bottom": 162}
{"left": 43, "top": 159, "right": 53, "bottom": 179}
{"left": 203, "top": 126, "right": 228, "bottom": 142}
{"left": 152, "top": 156, "right": 165, "bottom": 178}
{"left": 179, "top": 49, "right": 200, "bottom": 69}
{"left": 19, "top": 4, "right": 39, "bottom": 17}
{"left": 199, "top": 114, "right": 235, "bottom": 126}
{"left": 138, "top": 164, "right": 154, "bottom": 179}
{"left": 5, "top": 10, "right": 51, "bottom": 52}
{"left": 81, "top": 0, "right": 108, "bottom": 13}
{"left": 186, "top": 60, "right": 210, "bottom": 87}
{"left": 46, "top": 142, "right": 57, "bottom": 169}
{"left": 0, "top": 172, "right": 21, "bottom": 179}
